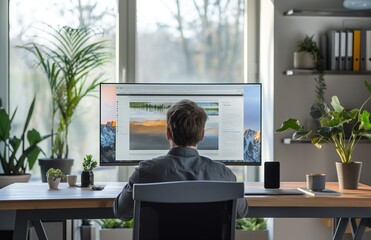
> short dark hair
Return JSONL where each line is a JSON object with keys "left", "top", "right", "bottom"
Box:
{"left": 166, "top": 99, "right": 208, "bottom": 147}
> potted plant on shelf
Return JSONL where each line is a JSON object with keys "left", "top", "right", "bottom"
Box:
{"left": 294, "top": 35, "right": 328, "bottom": 120}
{"left": 81, "top": 154, "right": 97, "bottom": 187}
{"left": 0, "top": 97, "right": 50, "bottom": 188}
{"left": 46, "top": 168, "right": 65, "bottom": 189}
{"left": 276, "top": 80, "right": 371, "bottom": 189}
{"left": 235, "top": 218, "right": 268, "bottom": 240}
{"left": 20, "top": 25, "right": 110, "bottom": 182}
{"left": 97, "top": 218, "right": 133, "bottom": 240}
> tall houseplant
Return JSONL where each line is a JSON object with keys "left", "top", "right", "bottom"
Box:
{"left": 0, "top": 97, "right": 50, "bottom": 188}
{"left": 21, "top": 26, "right": 110, "bottom": 181}
{"left": 276, "top": 81, "right": 371, "bottom": 189}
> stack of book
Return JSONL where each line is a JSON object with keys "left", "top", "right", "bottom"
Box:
{"left": 321, "top": 29, "right": 371, "bottom": 72}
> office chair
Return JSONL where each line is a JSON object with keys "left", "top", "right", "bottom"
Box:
{"left": 132, "top": 181, "right": 244, "bottom": 240}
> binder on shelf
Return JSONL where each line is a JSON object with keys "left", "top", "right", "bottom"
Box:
{"left": 353, "top": 29, "right": 361, "bottom": 72}
{"left": 367, "top": 30, "right": 371, "bottom": 71}
{"left": 339, "top": 31, "right": 346, "bottom": 71}
{"left": 345, "top": 30, "right": 353, "bottom": 71}
{"left": 360, "top": 30, "right": 367, "bottom": 71}
{"left": 320, "top": 34, "right": 328, "bottom": 70}
{"left": 328, "top": 30, "right": 340, "bottom": 71}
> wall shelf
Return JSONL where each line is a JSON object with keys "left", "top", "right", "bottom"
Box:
{"left": 284, "top": 9, "right": 371, "bottom": 17}
{"left": 284, "top": 69, "right": 371, "bottom": 76}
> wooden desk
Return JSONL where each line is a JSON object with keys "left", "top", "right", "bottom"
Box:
{"left": 1, "top": 182, "right": 371, "bottom": 240}
{"left": 0, "top": 182, "right": 124, "bottom": 240}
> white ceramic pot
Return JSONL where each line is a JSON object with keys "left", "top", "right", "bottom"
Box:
{"left": 293, "top": 51, "right": 315, "bottom": 69}
{"left": 47, "top": 176, "right": 61, "bottom": 189}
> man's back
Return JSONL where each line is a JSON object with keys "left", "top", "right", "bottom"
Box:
{"left": 138, "top": 147, "right": 236, "bottom": 183}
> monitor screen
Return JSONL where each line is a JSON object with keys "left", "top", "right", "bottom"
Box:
{"left": 100, "top": 83, "right": 262, "bottom": 166}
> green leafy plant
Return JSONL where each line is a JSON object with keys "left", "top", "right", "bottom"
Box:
{"left": 0, "top": 97, "right": 50, "bottom": 175}
{"left": 96, "top": 218, "right": 133, "bottom": 229}
{"left": 20, "top": 26, "right": 110, "bottom": 159}
{"left": 297, "top": 35, "right": 327, "bottom": 119}
{"left": 82, "top": 154, "right": 97, "bottom": 172}
{"left": 236, "top": 218, "right": 267, "bottom": 231}
{"left": 276, "top": 81, "right": 371, "bottom": 163}
{"left": 46, "top": 168, "right": 65, "bottom": 181}
{"left": 81, "top": 219, "right": 92, "bottom": 226}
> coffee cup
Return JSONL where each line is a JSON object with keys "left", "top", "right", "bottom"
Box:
{"left": 306, "top": 173, "right": 326, "bottom": 191}
{"left": 67, "top": 175, "right": 77, "bottom": 187}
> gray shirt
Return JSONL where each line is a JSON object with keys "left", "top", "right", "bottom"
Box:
{"left": 113, "top": 147, "right": 248, "bottom": 219}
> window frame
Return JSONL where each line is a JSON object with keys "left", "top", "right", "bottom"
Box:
{"left": 0, "top": 0, "right": 9, "bottom": 111}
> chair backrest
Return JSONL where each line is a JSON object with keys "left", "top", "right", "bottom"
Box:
{"left": 132, "top": 181, "right": 244, "bottom": 240}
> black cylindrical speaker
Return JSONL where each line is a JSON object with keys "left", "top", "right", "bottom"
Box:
{"left": 264, "top": 161, "right": 280, "bottom": 189}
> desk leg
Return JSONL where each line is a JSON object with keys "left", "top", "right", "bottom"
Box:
{"left": 33, "top": 220, "right": 48, "bottom": 240}
{"left": 353, "top": 218, "right": 369, "bottom": 240}
{"left": 13, "top": 211, "right": 29, "bottom": 240}
{"left": 333, "top": 218, "right": 348, "bottom": 240}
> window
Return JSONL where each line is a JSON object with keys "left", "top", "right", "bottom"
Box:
{"left": 9, "top": 0, "right": 117, "bottom": 180}
{"left": 136, "top": 0, "right": 244, "bottom": 83}
{"left": 8, "top": 0, "right": 260, "bottom": 181}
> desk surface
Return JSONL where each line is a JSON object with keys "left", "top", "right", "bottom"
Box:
{"left": 245, "top": 182, "right": 371, "bottom": 208}
{"left": 1, "top": 182, "right": 371, "bottom": 211}
{"left": 0, "top": 182, "right": 124, "bottom": 210}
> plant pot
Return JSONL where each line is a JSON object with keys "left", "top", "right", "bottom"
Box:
{"left": 81, "top": 171, "right": 94, "bottom": 187}
{"left": 39, "top": 158, "right": 74, "bottom": 182}
{"left": 100, "top": 228, "right": 132, "bottom": 240}
{"left": 80, "top": 225, "right": 96, "bottom": 240}
{"left": 0, "top": 174, "right": 31, "bottom": 189}
{"left": 293, "top": 51, "right": 315, "bottom": 69}
{"left": 47, "top": 176, "right": 61, "bottom": 189}
{"left": 235, "top": 229, "right": 269, "bottom": 240}
{"left": 336, "top": 161, "right": 362, "bottom": 189}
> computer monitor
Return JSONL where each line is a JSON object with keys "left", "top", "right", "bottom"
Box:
{"left": 100, "top": 83, "right": 261, "bottom": 166}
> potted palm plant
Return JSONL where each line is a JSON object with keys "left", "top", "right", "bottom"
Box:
{"left": 276, "top": 81, "right": 371, "bottom": 189}
{"left": 0, "top": 97, "right": 50, "bottom": 188}
{"left": 20, "top": 26, "right": 110, "bottom": 181}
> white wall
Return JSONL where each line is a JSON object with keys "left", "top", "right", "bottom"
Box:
{"left": 273, "top": 0, "right": 371, "bottom": 239}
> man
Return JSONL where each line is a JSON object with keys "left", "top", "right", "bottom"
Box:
{"left": 113, "top": 99, "right": 248, "bottom": 219}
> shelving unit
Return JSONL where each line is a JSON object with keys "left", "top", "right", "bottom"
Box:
{"left": 283, "top": 9, "right": 371, "bottom": 76}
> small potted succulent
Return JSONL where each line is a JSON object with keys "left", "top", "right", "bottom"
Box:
{"left": 46, "top": 168, "right": 65, "bottom": 189}
{"left": 81, "top": 154, "right": 97, "bottom": 187}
